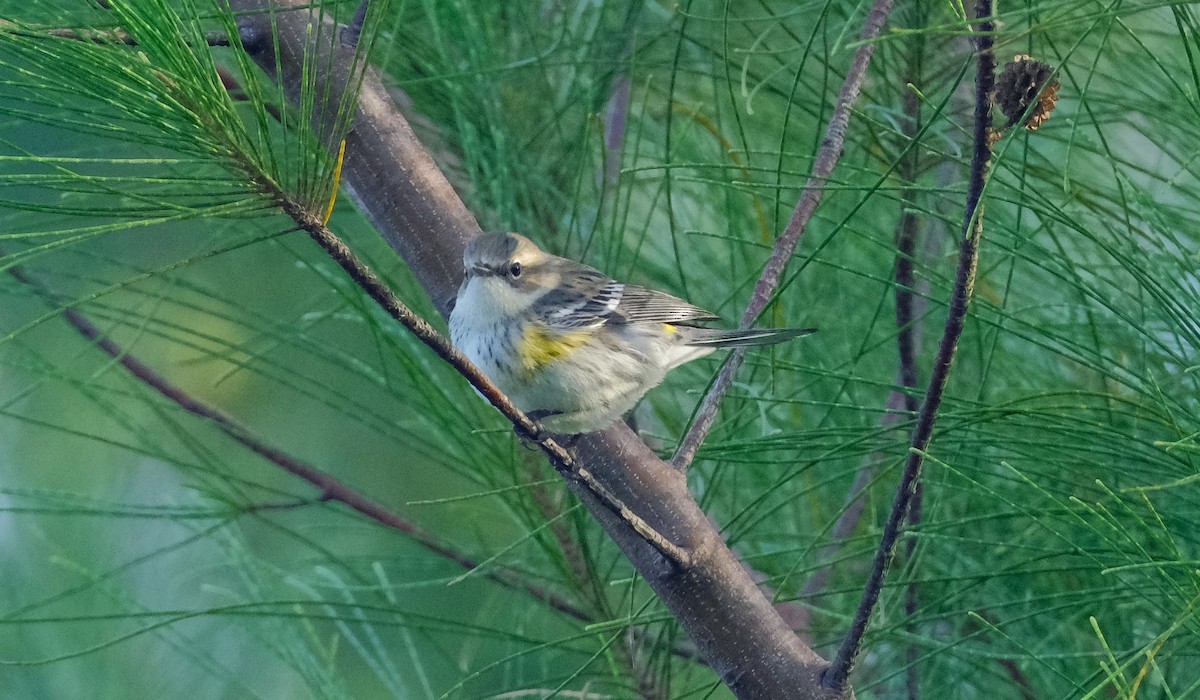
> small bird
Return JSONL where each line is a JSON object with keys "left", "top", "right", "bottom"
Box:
{"left": 449, "top": 233, "right": 814, "bottom": 434}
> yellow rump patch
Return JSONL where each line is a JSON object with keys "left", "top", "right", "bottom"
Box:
{"left": 520, "top": 324, "right": 592, "bottom": 377}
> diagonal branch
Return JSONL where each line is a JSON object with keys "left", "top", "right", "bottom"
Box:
{"left": 671, "top": 0, "right": 897, "bottom": 472}
{"left": 823, "top": 1, "right": 997, "bottom": 691}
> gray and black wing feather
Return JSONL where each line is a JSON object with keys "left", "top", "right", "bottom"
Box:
{"left": 531, "top": 264, "right": 717, "bottom": 330}
{"left": 529, "top": 261, "right": 815, "bottom": 347}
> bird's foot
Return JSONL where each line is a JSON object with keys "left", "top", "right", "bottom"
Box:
{"left": 515, "top": 410, "right": 581, "bottom": 450}
{"left": 516, "top": 410, "right": 558, "bottom": 449}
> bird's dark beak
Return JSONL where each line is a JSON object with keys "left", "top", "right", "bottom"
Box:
{"left": 469, "top": 263, "right": 491, "bottom": 277}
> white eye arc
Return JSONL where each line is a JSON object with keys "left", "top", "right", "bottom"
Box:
{"left": 508, "top": 261, "right": 523, "bottom": 278}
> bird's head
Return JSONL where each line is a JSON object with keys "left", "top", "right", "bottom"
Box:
{"left": 460, "top": 232, "right": 559, "bottom": 314}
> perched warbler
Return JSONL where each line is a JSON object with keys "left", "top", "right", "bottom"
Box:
{"left": 449, "top": 232, "right": 815, "bottom": 434}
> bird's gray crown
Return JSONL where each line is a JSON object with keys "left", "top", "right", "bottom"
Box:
{"left": 463, "top": 232, "right": 547, "bottom": 272}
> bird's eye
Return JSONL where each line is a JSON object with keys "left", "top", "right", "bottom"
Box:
{"left": 508, "top": 262, "right": 523, "bottom": 278}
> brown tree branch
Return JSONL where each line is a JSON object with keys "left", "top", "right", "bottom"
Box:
{"left": 227, "top": 1, "right": 847, "bottom": 697}
{"left": 671, "top": 0, "right": 898, "bottom": 472}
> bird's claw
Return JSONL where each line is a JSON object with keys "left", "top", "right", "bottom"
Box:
{"left": 515, "top": 410, "right": 554, "bottom": 449}
{"left": 515, "top": 410, "right": 580, "bottom": 450}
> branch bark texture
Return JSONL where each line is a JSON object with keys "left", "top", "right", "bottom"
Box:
{"left": 229, "top": 2, "right": 848, "bottom": 697}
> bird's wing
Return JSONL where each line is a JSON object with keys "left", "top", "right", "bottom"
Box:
{"left": 611, "top": 284, "right": 719, "bottom": 325}
{"left": 532, "top": 268, "right": 623, "bottom": 330}
{"left": 531, "top": 265, "right": 718, "bottom": 331}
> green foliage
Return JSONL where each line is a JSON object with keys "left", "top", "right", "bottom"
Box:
{"left": 1, "top": 0, "right": 1198, "bottom": 698}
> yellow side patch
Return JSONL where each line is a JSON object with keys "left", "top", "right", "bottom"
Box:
{"left": 662, "top": 323, "right": 677, "bottom": 335}
{"left": 520, "top": 324, "right": 592, "bottom": 377}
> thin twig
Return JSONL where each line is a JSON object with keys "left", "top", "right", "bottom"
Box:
{"left": 671, "top": 0, "right": 897, "bottom": 472}
{"left": 823, "top": 1, "right": 996, "bottom": 691}
{"left": 2, "top": 259, "right": 588, "bottom": 623}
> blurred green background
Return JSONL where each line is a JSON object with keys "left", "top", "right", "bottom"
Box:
{"left": 1, "top": 0, "right": 1198, "bottom": 698}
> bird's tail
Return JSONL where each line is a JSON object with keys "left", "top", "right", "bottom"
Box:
{"left": 681, "top": 326, "right": 817, "bottom": 348}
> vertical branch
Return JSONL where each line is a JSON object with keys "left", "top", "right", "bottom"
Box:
{"left": 824, "top": 0, "right": 996, "bottom": 691}
{"left": 671, "top": 0, "right": 897, "bottom": 472}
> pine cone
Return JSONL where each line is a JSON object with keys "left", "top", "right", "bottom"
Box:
{"left": 996, "top": 55, "right": 1060, "bottom": 131}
